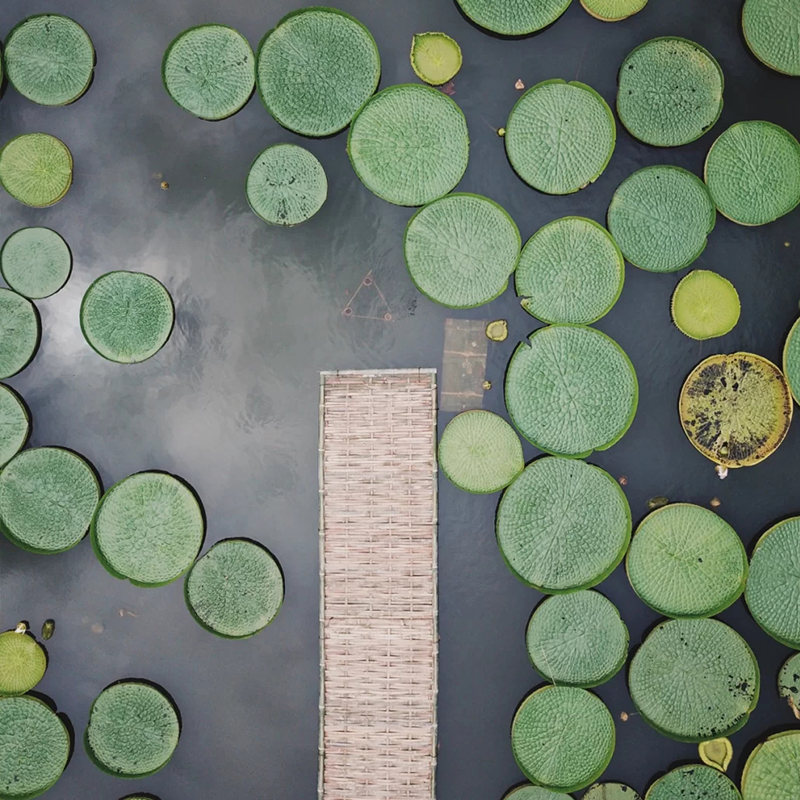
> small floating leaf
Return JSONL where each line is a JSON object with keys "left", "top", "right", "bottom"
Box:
{"left": 646, "top": 495, "right": 669, "bottom": 510}
{"left": 1, "top": 227, "right": 72, "bottom": 299}
{"left": 41, "top": 620, "right": 55, "bottom": 640}
{"left": 486, "top": 320, "right": 508, "bottom": 342}
{"left": 0, "top": 629, "right": 47, "bottom": 696}
{"left": 778, "top": 653, "right": 800, "bottom": 720}
{"left": 671, "top": 270, "right": 740, "bottom": 340}
{"left": 0, "top": 133, "right": 73, "bottom": 207}
{"left": 699, "top": 738, "right": 733, "bottom": 772}
{"left": 410, "top": 32, "right": 462, "bottom": 86}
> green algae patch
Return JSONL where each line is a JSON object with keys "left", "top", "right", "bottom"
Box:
{"left": 782, "top": 317, "right": 800, "bottom": 404}
{"left": 502, "top": 786, "right": 571, "bottom": 800}
{"left": 512, "top": 685, "right": 614, "bottom": 793}
{"left": 0, "top": 134, "right": 73, "bottom": 208}
{"left": 516, "top": 217, "right": 624, "bottom": 324}
{"left": 0, "top": 290, "right": 40, "bottom": 380}
{"left": 163, "top": 25, "right": 254, "bottom": 121}
{"left": 585, "top": 784, "right": 642, "bottom": 800}
{"left": 411, "top": 33, "right": 462, "bottom": 85}
{"left": 455, "top": 0, "right": 572, "bottom": 35}
{"left": 1, "top": 228, "right": 72, "bottom": 299}
{"left": 647, "top": 765, "right": 741, "bottom": 800}
{"left": 404, "top": 193, "right": 520, "bottom": 308}
{"left": 85, "top": 681, "right": 180, "bottom": 778}
{"left": 746, "top": 517, "right": 800, "bottom": 648}
{"left": 496, "top": 457, "right": 631, "bottom": 593}
{"left": 627, "top": 503, "right": 747, "bottom": 618}
{"left": 742, "top": 730, "right": 800, "bottom": 800}
{"left": 81, "top": 271, "right": 175, "bottom": 364}
{"left": 699, "top": 738, "right": 734, "bottom": 773}
{"left": 0, "top": 447, "right": 99, "bottom": 555}
{"left": 0, "top": 384, "right": 29, "bottom": 469}
{"left": 185, "top": 539, "right": 284, "bottom": 638}
{"left": 679, "top": 352, "right": 792, "bottom": 468}
{"left": 246, "top": 144, "right": 327, "bottom": 226}
{"left": 0, "top": 630, "right": 46, "bottom": 696}
{"left": 506, "top": 80, "right": 615, "bottom": 195}
{"left": 617, "top": 37, "right": 724, "bottom": 147}
{"left": 4, "top": 15, "right": 95, "bottom": 106}
{"left": 743, "top": 0, "right": 800, "bottom": 76}
{"left": 629, "top": 618, "right": 759, "bottom": 742}
{"left": 581, "top": 0, "right": 647, "bottom": 21}
{"left": 92, "top": 472, "right": 204, "bottom": 587}
{"left": 607, "top": 166, "right": 716, "bottom": 273}
{"left": 705, "top": 121, "right": 800, "bottom": 226}
{"left": 672, "top": 270, "right": 740, "bottom": 340}
{"left": 348, "top": 84, "right": 469, "bottom": 206}
{"left": 505, "top": 325, "right": 638, "bottom": 456}
{"left": 0, "top": 695, "right": 70, "bottom": 799}
{"left": 779, "top": 652, "right": 800, "bottom": 718}
{"left": 438, "top": 410, "right": 523, "bottom": 493}
{"left": 526, "top": 590, "right": 628, "bottom": 687}
{"left": 257, "top": 7, "right": 380, "bottom": 137}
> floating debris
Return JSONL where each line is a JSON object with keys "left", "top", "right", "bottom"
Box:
{"left": 620, "top": 711, "right": 629, "bottom": 722}
{"left": 515, "top": 78, "right": 525, "bottom": 90}
{"left": 14, "top": 621, "right": 28, "bottom": 634}
{"left": 715, "top": 464, "right": 729, "bottom": 479}
{"left": 441, "top": 80, "right": 456, "bottom": 96}
{"left": 91, "top": 623, "right": 105, "bottom": 634}
{"left": 699, "top": 737, "right": 733, "bottom": 772}
{"left": 618, "top": 476, "right": 628, "bottom": 486}
{"left": 485, "top": 319, "right": 508, "bottom": 342}
{"left": 161, "top": 181, "right": 169, "bottom": 190}
{"left": 41, "top": 620, "right": 55, "bottom": 640}
{"left": 482, "top": 380, "right": 492, "bottom": 390}
{"left": 710, "top": 497, "right": 721, "bottom": 508}
{"left": 647, "top": 495, "right": 669, "bottom": 511}
{"left": 497, "top": 127, "right": 506, "bottom": 137}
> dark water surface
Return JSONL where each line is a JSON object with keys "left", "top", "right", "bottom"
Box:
{"left": 1, "top": 0, "right": 799, "bottom": 797}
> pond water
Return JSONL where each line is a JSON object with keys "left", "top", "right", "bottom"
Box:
{"left": 1, "top": 0, "right": 799, "bottom": 797}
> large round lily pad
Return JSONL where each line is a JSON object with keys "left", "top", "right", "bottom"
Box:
{"left": 512, "top": 685, "right": 615, "bottom": 793}
{"left": 438, "top": 410, "right": 524, "bottom": 493}
{"left": 257, "top": 7, "right": 380, "bottom": 137}
{"left": 0, "top": 289, "right": 40, "bottom": 380}
{"left": 0, "top": 384, "right": 30, "bottom": 469}
{"left": 526, "top": 590, "right": 628, "bottom": 687}
{"left": 348, "top": 84, "right": 469, "bottom": 206}
{"left": 503, "top": 786, "right": 571, "bottom": 800}
{"left": 92, "top": 472, "right": 205, "bottom": 587}
{"left": 496, "top": 457, "right": 631, "bottom": 593}
{"left": 617, "top": 37, "right": 724, "bottom": 147}
{"left": 0, "top": 630, "right": 47, "bottom": 696}
{"left": 85, "top": 681, "right": 180, "bottom": 778}
{"left": 671, "top": 270, "right": 740, "bottom": 340}
{"left": 783, "top": 318, "right": 800, "bottom": 404}
{"left": 581, "top": 0, "right": 647, "bottom": 21}
{"left": 0, "top": 134, "right": 73, "bottom": 207}
{"left": 516, "top": 217, "right": 624, "bottom": 324}
{"left": 679, "top": 352, "right": 793, "bottom": 468}
{"left": 1, "top": 227, "right": 72, "bottom": 300}
{"left": 607, "top": 166, "right": 716, "bottom": 273}
{"left": 743, "top": 0, "right": 800, "bottom": 76}
{"left": 505, "top": 324, "right": 638, "bottom": 456}
{"left": 455, "top": 0, "right": 572, "bottom": 35}
{"left": 705, "top": 121, "right": 800, "bottom": 226}
{"left": 404, "top": 193, "right": 520, "bottom": 308}
{"left": 627, "top": 503, "right": 748, "bottom": 618}
{"left": 585, "top": 784, "right": 642, "bottom": 800}
{"left": 506, "top": 80, "right": 616, "bottom": 195}
{"left": 746, "top": 517, "right": 800, "bottom": 648}
{"left": 628, "top": 618, "right": 759, "bottom": 741}
{"left": 647, "top": 765, "right": 741, "bottom": 800}
{"left": 742, "top": 730, "right": 800, "bottom": 800}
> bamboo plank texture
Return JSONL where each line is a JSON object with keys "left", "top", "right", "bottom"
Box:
{"left": 318, "top": 369, "right": 438, "bottom": 800}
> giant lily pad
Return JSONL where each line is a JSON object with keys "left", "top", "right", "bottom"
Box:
{"left": 742, "top": 0, "right": 800, "bottom": 76}
{"left": 647, "top": 765, "right": 741, "bottom": 800}
{"left": 455, "top": 0, "right": 572, "bottom": 35}
{"left": 741, "top": 730, "right": 800, "bottom": 800}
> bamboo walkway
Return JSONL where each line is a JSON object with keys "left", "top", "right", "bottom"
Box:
{"left": 318, "top": 369, "right": 438, "bottom": 800}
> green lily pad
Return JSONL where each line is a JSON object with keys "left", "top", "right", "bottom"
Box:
{"left": 92, "top": 472, "right": 204, "bottom": 587}
{"left": 617, "top": 37, "right": 724, "bottom": 147}
{"left": 455, "top": 0, "right": 572, "bottom": 35}
{"left": 512, "top": 685, "right": 615, "bottom": 793}
{"left": 80, "top": 271, "right": 174, "bottom": 364}
{"left": 647, "top": 765, "right": 741, "bottom": 800}
{"left": 348, "top": 84, "right": 469, "bottom": 206}
{"left": 0, "top": 290, "right": 40, "bottom": 380}
{"left": 505, "top": 325, "right": 638, "bottom": 456}
{"left": 1, "top": 227, "right": 72, "bottom": 299}
{"left": 404, "top": 193, "right": 520, "bottom": 308}
{"left": 185, "top": 539, "right": 284, "bottom": 638}
{"left": 257, "top": 7, "right": 380, "bottom": 137}
{"left": 580, "top": 0, "right": 647, "bottom": 21}
{"left": 628, "top": 618, "right": 759, "bottom": 741}
{"left": 699, "top": 738, "right": 734, "bottom": 773}
{"left": 526, "top": 590, "right": 628, "bottom": 687}
{"left": 4, "top": 14, "right": 95, "bottom": 106}
{"left": 746, "top": 517, "right": 800, "bottom": 648}
{"left": 438, "top": 410, "right": 524, "bottom": 493}
{"left": 246, "top": 144, "right": 327, "bottom": 226}
{"left": 503, "top": 786, "right": 572, "bottom": 800}
{"left": 778, "top": 652, "right": 800, "bottom": 718}
{"left": 506, "top": 80, "right": 616, "bottom": 195}
{"left": 0, "top": 447, "right": 100, "bottom": 555}
{"left": 607, "top": 166, "right": 716, "bottom": 273}
{"left": 85, "top": 681, "right": 180, "bottom": 778}
{"left": 410, "top": 32, "right": 462, "bottom": 85}
{"left": 585, "top": 784, "right": 642, "bottom": 800}
{"left": 0, "top": 630, "right": 47, "bottom": 696}
{"left": 0, "top": 384, "right": 29, "bottom": 469}
{"left": 742, "top": 731, "right": 800, "bottom": 800}
{"left": 0, "top": 695, "right": 70, "bottom": 800}
{"left": 0, "top": 134, "right": 73, "bottom": 208}
{"left": 671, "top": 270, "right": 740, "bottom": 340}
{"left": 679, "top": 353, "right": 793, "bottom": 468}
{"left": 516, "top": 217, "right": 624, "bottom": 324}
{"left": 705, "top": 121, "right": 800, "bottom": 226}
{"left": 743, "top": 0, "right": 800, "bottom": 76}
{"left": 783, "top": 318, "right": 800, "bottom": 404}
{"left": 496, "top": 457, "right": 631, "bottom": 593}
{"left": 627, "top": 503, "right": 747, "bottom": 618}
{"left": 162, "top": 24, "right": 255, "bottom": 121}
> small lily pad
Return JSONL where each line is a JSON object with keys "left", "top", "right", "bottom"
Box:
{"left": 486, "top": 320, "right": 508, "bottom": 342}
{"left": 671, "top": 270, "right": 740, "bottom": 340}
{"left": 0, "top": 289, "right": 40, "bottom": 380}
{"left": 0, "top": 629, "right": 47, "bottom": 696}
{"left": 455, "top": 0, "right": 572, "bottom": 35}
{"left": 410, "top": 32, "right": 462, "bottom": 85}
{"left": 742, "top": 730, "right": 800, "bottom": 800}
{"left": 581, "top": 0, "right": 647, "bottom": 21}
{"left": 699, "top": 738, "right": 734, "bottom": 772}
{"left": 778, "top": 652, "right": 800, "bottom": 719}
{"left": 782, "top": 317, "right": 800, "bottom": 405}
{"left": 0, "top": 384, "right": 30, "bottom": 469}
{"left": 742, "top": 0, "right": 800, "bottom": 76}
{"left": 1, "top": 227, "right": 72, "bottom": 299}
{"left": 503, "top": 786, "right": 572, "bottom": 800}
{"left": 0, "top": 133, "right": 73, "bottom": 207}
{"left": 584, "top": 784, "right": 642, "bottom": 800}
{"left": 648, "top": 765, "right": 741, "bottom": 800}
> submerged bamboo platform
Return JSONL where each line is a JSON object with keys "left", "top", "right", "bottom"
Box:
{"left": 318, "top": 369, "right": 438, "bottom": 800}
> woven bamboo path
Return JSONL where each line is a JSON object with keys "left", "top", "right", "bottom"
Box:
{"left": 318, "top": 369, "right": 438, "bottom": 800}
